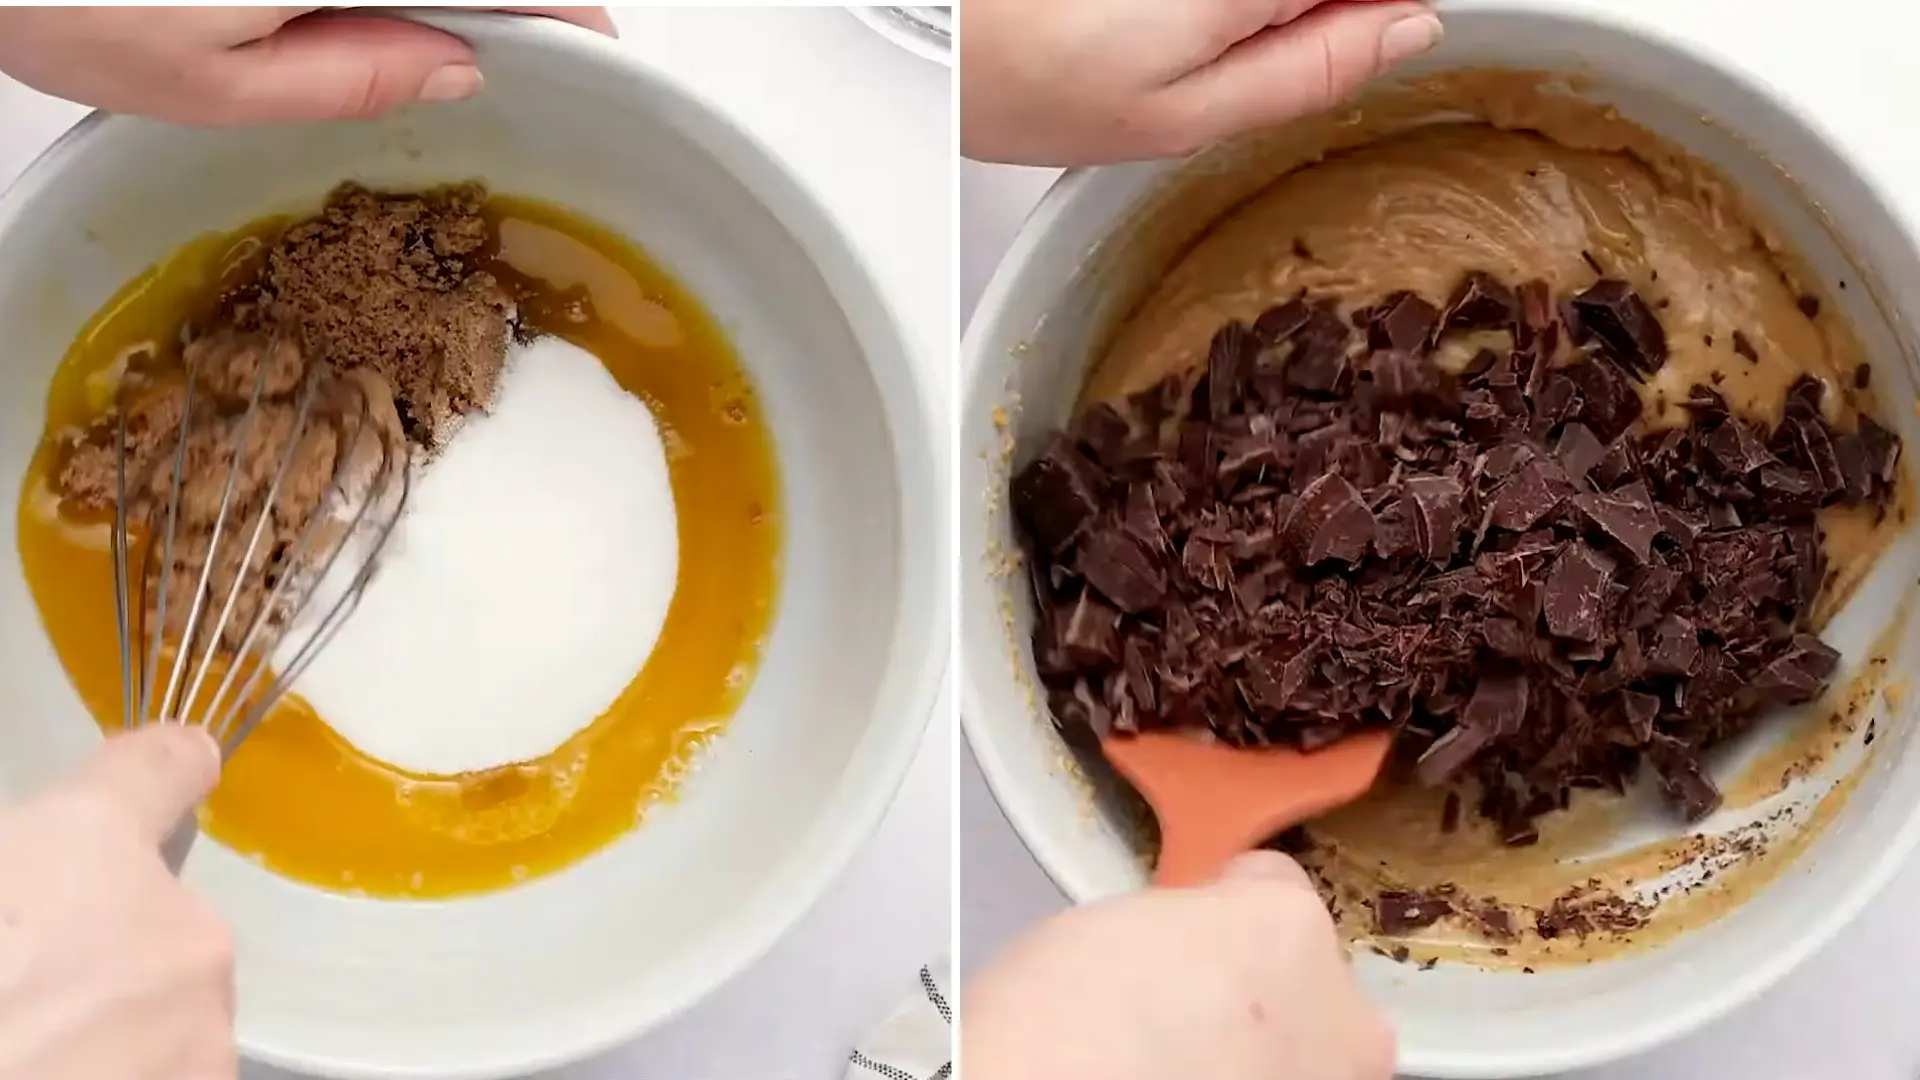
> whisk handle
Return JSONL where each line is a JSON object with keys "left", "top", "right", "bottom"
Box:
{"left": 160, "top": 817, "right": 199, "bottom": 875}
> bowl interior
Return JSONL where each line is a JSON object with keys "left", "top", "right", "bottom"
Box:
{"left": 962, "top": 8, "right": 1920, "bottom": 1077}
{"left": 0, "top": 18, "right": 943, "bottom": 1080}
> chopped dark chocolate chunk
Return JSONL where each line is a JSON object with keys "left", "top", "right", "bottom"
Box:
{"left": 1702, "top": 416, "right": 1775, "bottom": 476}
{"left": 1375, "top": 890, "right": 1454, "bottom": 935}
{"left": 1370, "top": 292, "right": 1440, "bottom": 354}
{"left": 1058, "top": 591, "right": 1122, "bottom": 665}
{"left": 1012, "top": 436, "right": 1103, "bottom": 554}
{"left": 1731, "top": 330, "right": 1758, "bottom": 363}
{"left": 1751, "top": 634, "right": 1840, "bottom": 705}
{"left": 1252, "top": 298, "right": 1311, "bottom": 344}
{"left": 1286, "top": 472, "right": 1374, "bottom": 566}
{"left": 1208, "top": 322, "right": 1257, "bottom": 421}
{"left": 1363, "top": 349, "right": 1444, "bottom": 406}
{"left": 1590, "top": 437, "right": 1641, "bottom": 490}
{"left": 1417, "top": 723, "right": 1493, "bottom": 786}
{"left": 1543, "top": 543, "right": 1616, "bottom": 641}
{"left": 1757, "top": 464, "right": 1821, "bottom": 517}
{"left": 1647, "top": 733, "right": 1722, "bottom": 820}
{"left": 1443, "top": 271, "right": 1517, "bottom": 332}
{"left": 1834, "top": 431, "right": 1875, "bottom": 504}
{"left": 1564, "top": 357, "right": 1643, "bottom": 442}
{"left": 1405, "top": 475, "right": 1465, "bottom": 564}
{"left": 1571, "top": 484, "right": 1659, "bottom": 562}
{"left": 1860, "top": 415, "right": 1901, "bottom": 487}
{"left": 1553, "top": 423, "right": 1607, "bottom": 485}
{"left": 1647, "top": 613, "right": 1703, "bottom": 676}
{"left": 1077, "top": 530, "right": 1166, "bottom": 613}
{"left": 1656, "top": 506, "right": 1705, "bottom": 550}
{"left": 1284, "top": 304, "right": 1354, "bottom": 394}
{"left": 1620, "top": 689, "right": 1659, "bottom": 744}
{"left": 1463, "top": 675, "right": 1529, "bottom": 736}
{"left": 1476, "top": 905, "right": 1517, "bottom": 941}
{"left": 1573, "top": 279, "right": 1667, "bottom": 377}
{"left": 1488, "top": 458, "right": 1572, "bottom": 532}
{"left": 1068, "top": 401, "right": 1134, "bottom": 468}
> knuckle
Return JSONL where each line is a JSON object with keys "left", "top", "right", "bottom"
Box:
{"left": 335, "top": 66, "right": 397, "bottom": 121}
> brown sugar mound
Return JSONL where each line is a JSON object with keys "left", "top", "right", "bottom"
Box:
{"left": 58, "top": 328, "right": 405, "bottom": 649}
{"left": 53, "top": 182, "right": 504, "bottom": 657}
{"left": 229, "top": 182, "right": 514, "bottom": 447}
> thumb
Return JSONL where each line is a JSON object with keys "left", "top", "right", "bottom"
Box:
{"left": 208, "top": 13, "right": 482, "bottom": 126}
{"left": 63, "top": 725, "right": 222, "bottom": 848}
{"left": 1159, "top": 1, "right": 1441, "bottom": 149}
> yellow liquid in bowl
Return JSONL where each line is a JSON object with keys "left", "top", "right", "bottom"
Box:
{"left": 17, "top": 195, "right": 781, "bottom": 898}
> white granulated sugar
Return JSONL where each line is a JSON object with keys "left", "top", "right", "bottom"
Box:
{"left": 283, "top": 336, "right": 679, "bottom": 775}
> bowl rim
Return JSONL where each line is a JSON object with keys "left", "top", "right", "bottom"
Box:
{"left": 0, "top": 11, "right": 950, "bottom": 1080}
{"left": 959, "top": 2, "right": 1920, "bottom": 1074}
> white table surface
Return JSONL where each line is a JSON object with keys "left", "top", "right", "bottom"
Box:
{"left": 0, "top": 8, "right": 952, "bottom": 1080}
{"left": 960, "top": 3, "right": 1920, "bottom": 1079}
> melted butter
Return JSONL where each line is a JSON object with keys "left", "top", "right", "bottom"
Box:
{"left": 1080, "top": 72, "right": 1911, "bottom": 966}
{"left": 18, "top": 194, "right": 780, "bottom": 898}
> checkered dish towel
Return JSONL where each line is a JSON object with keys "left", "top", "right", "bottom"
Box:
{"left": 845, "top": 960, "right": 952, "bottom": 1080}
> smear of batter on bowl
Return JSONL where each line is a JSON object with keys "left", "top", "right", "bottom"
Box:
{"left": 1006, "top": 71, "right": 1913, "bottom": 968}
{"left": 19, "top": 183, "right": 781, "bottom": 897}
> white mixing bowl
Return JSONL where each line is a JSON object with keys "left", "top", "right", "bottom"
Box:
{"left": 0, "top": 13, "right": 947, "bottom": 1080}
{"left": 962, "top": 4, "right": 1920, "bottom": 1076}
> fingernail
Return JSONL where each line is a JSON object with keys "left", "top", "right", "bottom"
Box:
{"left": 1379, "top": 13, "right": 1443, "bottom": 67}
{"left": 419, "top": 64, "right": 484, "bottom": 103}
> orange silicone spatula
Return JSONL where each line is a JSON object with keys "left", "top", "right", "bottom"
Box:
{"left": 1101, "top": 729, "right": 1395, "bottom": 888}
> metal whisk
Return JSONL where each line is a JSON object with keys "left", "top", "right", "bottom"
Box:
{"left": 111, "top": 351, "right": 410, "bottom": 873}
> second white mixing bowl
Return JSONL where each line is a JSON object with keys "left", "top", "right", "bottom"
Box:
{"left": 964, "top": 4, "right": 1920, "bottom": 1076}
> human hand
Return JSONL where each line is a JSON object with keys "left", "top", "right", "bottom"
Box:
{"left": 0, "top": 6, "right": 616, "bottom": 126}
{"left": 963, "top": 851, "right": 1394, "bottom": 1080}
{"left": 961, "top": 0, "right": 1441, "bottom": 165}
{"left": 0, "top": 725, "right": 235, "bottom": 1080}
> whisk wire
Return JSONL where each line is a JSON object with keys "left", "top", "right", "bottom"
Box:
{"left": 156, "top": 357, "right": 275, "bottom": 727}
{"left": 181, "top": 364, "right": 321, "bottom": 737}
{"left": 136, "top": 370, "right": 199, "bottom": 728}
{"left": 111, "top": 410, "right": 132, "bottom": 730}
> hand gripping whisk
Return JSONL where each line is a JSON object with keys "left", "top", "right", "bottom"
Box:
{"left": 111, "top": 350, "right": 409, "bottom": 873}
